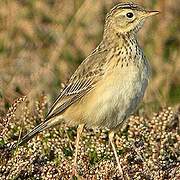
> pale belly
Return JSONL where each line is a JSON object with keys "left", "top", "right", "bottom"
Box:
{"left": 63, "top": 65, "right": 149, "bottom": 130}
{"left": 83, "top": 66, "right": 148, "bottom": 130}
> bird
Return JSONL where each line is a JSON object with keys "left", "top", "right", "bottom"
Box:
{"left": 16, "top": 2, "right": 159, "bottom": 178}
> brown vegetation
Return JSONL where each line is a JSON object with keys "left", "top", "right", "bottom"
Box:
{"left": 0, "top": 0, "right": 180, "bottom": 179}
{"left": 0, "top": 96, "right": 179, "bottom": 179}
{"left": 0, "top": 0, "right": 180, "bottom": 115}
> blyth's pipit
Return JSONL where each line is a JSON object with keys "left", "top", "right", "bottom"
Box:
{"left": 16, "top": 2, "right": 159, "bottom": 178}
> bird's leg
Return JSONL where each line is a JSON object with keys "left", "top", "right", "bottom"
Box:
{"left": 109, "top": 131, "right": 125, "bottom": 180}
{"left": 72, "top": 124, "right": 84, "bottom": 176}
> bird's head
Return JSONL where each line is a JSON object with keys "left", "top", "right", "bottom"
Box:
{"left": 104, "top": 2, "right": 159, "bottom": 35}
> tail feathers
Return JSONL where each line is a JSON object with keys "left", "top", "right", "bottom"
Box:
{"left": 17, "top": 121, "right": 47, "bottom": 146}
{"left": 17, "top": 116, "right": 63, "bottom": 147}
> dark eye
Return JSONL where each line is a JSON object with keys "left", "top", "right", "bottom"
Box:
{"left": 126, "top": 12, "right": 134, "bottom": 18}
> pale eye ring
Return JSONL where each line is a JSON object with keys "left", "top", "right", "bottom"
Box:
{"left": 126, "top": 12, "right": 134, "bottom": 18}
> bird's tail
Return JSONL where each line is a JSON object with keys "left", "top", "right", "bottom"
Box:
{"left": 17, "top": 115, "right": 63, "bottom": 147}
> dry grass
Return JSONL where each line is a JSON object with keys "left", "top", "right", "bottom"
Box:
{"left": 0, "top": 0, "right": 180, "bottom": 179}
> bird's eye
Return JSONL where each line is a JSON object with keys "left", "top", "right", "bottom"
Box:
{"left": 126, "top": 12, "right": 134, "bottom": 18}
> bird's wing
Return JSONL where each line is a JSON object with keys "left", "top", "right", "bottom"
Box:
{"left": 45, "top": 48, "right": 108, "bottom": 121}
{"left": 16, "top": 46, "right": 109, "bottom": 147}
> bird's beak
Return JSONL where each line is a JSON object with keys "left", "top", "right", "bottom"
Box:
{"left": 145, "top": 10, "right": 160, "bottom": 17}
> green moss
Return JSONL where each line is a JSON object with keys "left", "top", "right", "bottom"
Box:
{"left": 89, "top": 149, "right": 98, "bottom": 165}
{"left": 63, "top": 146, "right": 73, "bottom": 157}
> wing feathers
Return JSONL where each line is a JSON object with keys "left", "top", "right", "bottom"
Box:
{"left": 17, "top": 46, "right": 108, "bottom": 147}
{"left": 46, "top": 88, "right": 91, "bottom": 120}
{"left": 45, "top": 76, "right": 96, "bottom": 120}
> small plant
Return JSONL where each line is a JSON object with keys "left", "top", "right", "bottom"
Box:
{"left": 0, "top": 96, "right": 179, "bottom": 179}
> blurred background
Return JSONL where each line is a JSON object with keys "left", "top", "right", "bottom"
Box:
{"left": 0, "top": 0, "right": 180, "bottom": 117}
